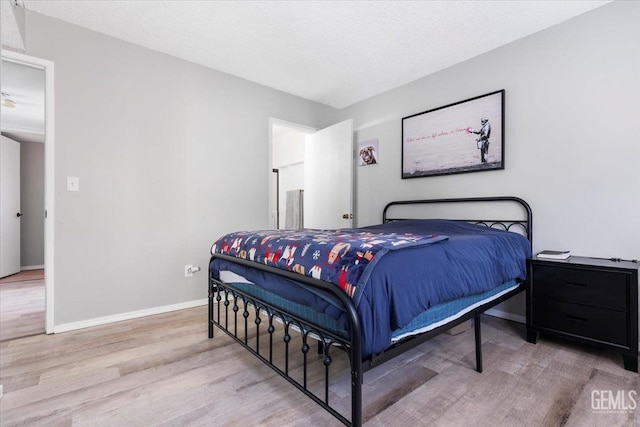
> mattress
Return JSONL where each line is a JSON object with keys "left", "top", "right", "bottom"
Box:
{"left": 210, "top": 219, "right": 531, "bottom": 358}
{"left": 219, "top": 270, "right": 519, "bottom": 345}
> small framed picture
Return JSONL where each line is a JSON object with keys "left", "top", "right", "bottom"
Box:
{"left": 358, "top": 138, "right": 379, "bottom": 166}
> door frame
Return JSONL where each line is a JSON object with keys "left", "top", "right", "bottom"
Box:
{"left": 268, "top": 118, "right": 316, "bottom": 228}
{"left": 2, "top": 49, "right": 55, "bottom": 334}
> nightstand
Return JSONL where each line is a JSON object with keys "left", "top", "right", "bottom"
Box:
{"left": 526, "top": 256, "right": 639, "bottom": 372}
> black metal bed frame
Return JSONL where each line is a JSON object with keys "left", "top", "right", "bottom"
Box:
{"left": 208, "top": 196, "right": 532, "bottom": 426}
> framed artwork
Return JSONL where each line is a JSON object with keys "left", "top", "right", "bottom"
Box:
{"left": 358, "top": 138, "right": 379, "bottom": 166}
{"left": 402, "top": 90, "right": 504, "bottom": 179}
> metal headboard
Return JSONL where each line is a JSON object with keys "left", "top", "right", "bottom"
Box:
{"left": 382, "top": 196, "right": 533, "bottom": 250}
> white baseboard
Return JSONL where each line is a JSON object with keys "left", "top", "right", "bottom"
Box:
{"left": 53, "top": 298, "right": 207, "bottom": 334}
{"left": 485, "top": 307, "right": 525, "bottom": 324}
{"left": 21, "top": 265, "right": 44, "bottom": 271}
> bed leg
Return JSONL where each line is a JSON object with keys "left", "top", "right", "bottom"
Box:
{"left": 208, "top": 276, "right": 214, "bottom": 339}
{"left": 474, "top": 315, "right": 482, "bottom": 373}
{"left": 351, "top": 360, "right": 363, "bottom": 427}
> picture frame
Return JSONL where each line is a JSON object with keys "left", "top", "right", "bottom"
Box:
{"left": 358, "top": 138, "right": 379, "bottom": 166}
{"left": 402, "top": 90, "right": 504, "bottom": 179}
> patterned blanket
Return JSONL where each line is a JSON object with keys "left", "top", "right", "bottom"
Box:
{"left": 211, "top": 228, "right": 448, "bottom": 298}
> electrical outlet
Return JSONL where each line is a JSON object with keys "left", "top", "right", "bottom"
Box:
{"left": 184, "top": 265, "right": 193, "bottom": 278}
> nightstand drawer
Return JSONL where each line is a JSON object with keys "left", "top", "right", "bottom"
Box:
{"left": 532, "top": 298, "right": 627, "bottom": 346}
{"left": 532, "top": 265, "right": 628, "bottom": 310}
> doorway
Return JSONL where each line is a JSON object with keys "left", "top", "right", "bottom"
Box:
{"left": 1, "top": 50, "right": 55, "bottom": 335}
{"left": 269, "top": 118, "right": 354, "bottom": 230}
{"left": 270, "top": 121, "right": 311, "bottom": 229}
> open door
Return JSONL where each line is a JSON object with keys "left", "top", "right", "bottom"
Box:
{"left": 0, "top": 135, "right": 21, "bottom": 278}
{"left": 304, "top": 119, "right": 353, "bottom": 229}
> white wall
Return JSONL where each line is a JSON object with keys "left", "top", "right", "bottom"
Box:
{"left": 272, "top": 129, "right": 306, "bottom": 228}
{"left": 342, "top": 0, "right": 639, "bottom": 261}
{"left": 24, "top": 11, "right": 338, "bottom": 326}
{"left": 19, "top": 1, "right": 639, "bottom": 326}
{"left": 339, "top": 1, "right": 640, "bottom": 319}
{"left": 273, "top": 129, "right": 306, "bottom": 168}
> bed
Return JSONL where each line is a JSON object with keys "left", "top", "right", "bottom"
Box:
{"left": 208, "top": 196, "right": 532, "bottom": 426}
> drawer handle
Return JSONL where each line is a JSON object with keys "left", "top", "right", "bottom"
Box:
{"left": 566, "top": 314, "right": 588, "bottom": 323}
{"left": 564, "top": 281, "right": 587, "bottom": 288}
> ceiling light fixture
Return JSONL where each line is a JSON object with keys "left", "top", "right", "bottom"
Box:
{"left": 1, "top": 92, "right": 17, "bottom": 108}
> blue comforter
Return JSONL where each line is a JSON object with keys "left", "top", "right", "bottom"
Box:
{"left": 211, "top": 228, "right": 448, "bottom": 299}
{"left": 209, "top": 220, "right": 531, "bottom": 357}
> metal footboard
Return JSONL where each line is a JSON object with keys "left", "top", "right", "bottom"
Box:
{"left": 209, "top": 253, "right": 363, "bottom": 426}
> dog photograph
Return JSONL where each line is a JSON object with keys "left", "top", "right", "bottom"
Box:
{"left": 358, "top": 138, "right": 379, "bottom": 166}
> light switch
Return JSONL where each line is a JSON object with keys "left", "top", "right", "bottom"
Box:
{"left": 67, "top": 176, "right": 79, "bottom": 192}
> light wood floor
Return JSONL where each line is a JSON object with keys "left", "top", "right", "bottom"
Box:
{"left": 1, "top": 306, "right": 638, "bottom": 426}
{"left": 0, "top": 270, "right": 45, "bottom": 342}
{"left": 0, "top": 269, "right": 45, "bottom": 285}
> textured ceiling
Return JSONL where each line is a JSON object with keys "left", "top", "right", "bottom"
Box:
{"left": 1, "top": 0, "right": 25, "bottom": 51}
{"left": 1, "top": 59, "right": 45, "bottom": 143}
{"left": 17, "top": 0, "right": 610, "bottom": 109}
